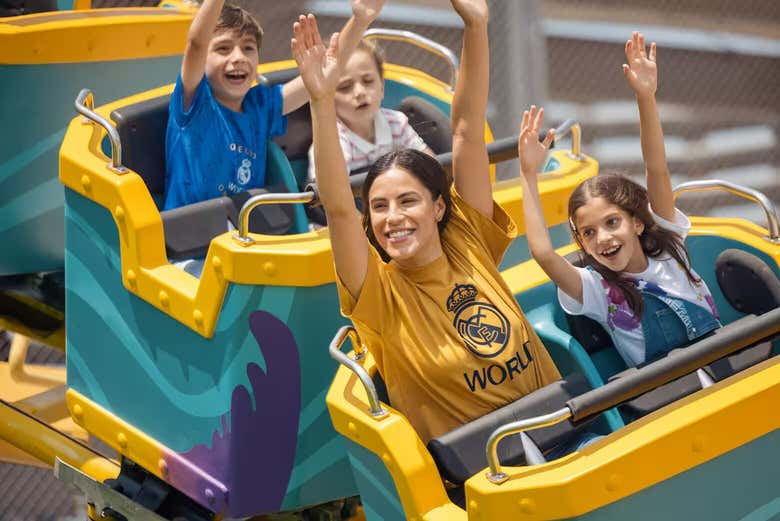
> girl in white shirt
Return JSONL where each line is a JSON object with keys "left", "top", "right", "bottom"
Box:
{"left": 517, "top": 32, "right": 720, "bottom": 367}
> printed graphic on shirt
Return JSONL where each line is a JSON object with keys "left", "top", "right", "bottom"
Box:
{"left": 237, "top": 158, "right": 252, "bottom": 186}
{"left": 447, "top": 283, "right": 510, "bottom": 359}
{"left": 463, "top": 342, "right": 534, "bottom": 392}
{"left": 602, "top": 278, "right": 641, "bottom": 332}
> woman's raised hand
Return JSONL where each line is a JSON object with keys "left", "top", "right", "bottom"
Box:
{"left": 450, "top": 0, "right": 488, "bottom": 25}
{"left": 623, "top": 31, "right": 657, "bottom": 99}
{"left": 291, "top": 15, "right": 340, "bottom": 101}
{"left": 518, "top": 106, "right": 555, "bottom": 177}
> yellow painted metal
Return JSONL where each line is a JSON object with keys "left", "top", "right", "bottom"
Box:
{"left": 0, "top": 7, "right": 194, "bottom": 65}
{"left": 59, "top": 70, "right": 594, "bottom": 338}
{"left": 0, "top": 399, "right": 118, "bottom": 481}
{"left": 465, "top": 356, "right": 780, "bottom": 520}
{"left": 326, "top": 352, "right": 467, "bottom": 521}
{"left": 66, "top": 389, "right": 172, "bottom": 485}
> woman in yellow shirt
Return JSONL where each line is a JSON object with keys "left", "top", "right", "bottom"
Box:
{"left": 292, "top": 0, "right": 560, "bottom": 443}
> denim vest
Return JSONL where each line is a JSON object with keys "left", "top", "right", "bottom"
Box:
{"left": 639, "top": 283, "right": 721, "bottom": 363}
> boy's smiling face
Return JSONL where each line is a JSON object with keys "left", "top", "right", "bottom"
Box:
{"left": 205, "top": 28, "right": 259, "bottom": 112}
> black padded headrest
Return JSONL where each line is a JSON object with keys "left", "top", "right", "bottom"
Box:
{"left": 715, "top": 249, "right": 780, "bottom": 316}
{"left": 111, "top": 94, "right": 170, "bottom": 197}
{"left": 398, "top": 96, "right": 452, "bottom": 155}
{"left": 427, "top": 373, "right": 592, "bottom": 485}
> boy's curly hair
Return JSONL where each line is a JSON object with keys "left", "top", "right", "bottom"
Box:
{"left": 215, "top": 3, "right": 264, "bottom": 48}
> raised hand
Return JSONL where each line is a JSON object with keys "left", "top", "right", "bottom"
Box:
{"left": 351, "top": 0, "right": 387, "bottom": 24}
{"left": 623, "top": 31, "right": 657, "bottom": 99}
{"left": 450, "top": 0, "right": 489, "bottom": 25}
{"left": 291, "top": 15, "right": 340, "bottom": 101}
{"left": 518, "top": 106, "right": 555, "bottom": 177}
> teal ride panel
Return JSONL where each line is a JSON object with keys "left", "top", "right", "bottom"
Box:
{"left": 64, "top": 188, "right": 358, "bottom": 516}
{"left": 0, "top": 56, "right": 180, "bottom": 276}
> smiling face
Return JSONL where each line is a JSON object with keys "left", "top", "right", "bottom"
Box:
{"left": 205, "top": 29, "right": 259, "bottom": 112}
{"left": 334, "top": 49, "right": 384, "bottom": 141}
{"left": 368, "top": 167, "right": 445, "bottom": 268}
{"left": 573, "top": 196, "right": 649, "bottom": 273}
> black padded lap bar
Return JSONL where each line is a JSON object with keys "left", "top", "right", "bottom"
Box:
{"left": 427, "top": 373, "right": 592, "bottom": 485}
{"left": 566, "top": 307, "right": 780, "bottom": 423}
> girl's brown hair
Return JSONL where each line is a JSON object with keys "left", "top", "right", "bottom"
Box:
{"left": 355, "top": 38, "right": 385, "bottom": 76}
{"left": 568, "top": 173, "right": 700, "bottom": 317}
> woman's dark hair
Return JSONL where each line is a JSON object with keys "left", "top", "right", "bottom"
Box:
{"left": 360, "top": 149, "right": 452, "bottom": 261}
{"left": 216, "top": 3, "right": 264, "bottom": 48}
{"left": 568, "top": 173, "right": 700, "bottom": 317}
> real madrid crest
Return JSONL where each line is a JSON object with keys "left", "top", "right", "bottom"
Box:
{"left": 447, "top": 283, "right": 510, "bottom": 358}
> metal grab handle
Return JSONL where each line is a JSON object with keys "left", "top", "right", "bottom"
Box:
{"left": 233, "top": 191, "right": 315, "bottom": 245}
{"left": 74, "top": 89, "right": 127, "bottom": 173}
{"left": 553, "top": 119, "right": 583, "bottom": 161}
{"left": 485, "top": 407, "right": 572, "bottom": 484}
{"left": 364, "top": 28, "right": 459, "bottom": 91}
{"left": 329, "top": 326, "right": 387, "bottom": 418}
{"left": 673, "top": 180, "right": 780, "bottom": 242}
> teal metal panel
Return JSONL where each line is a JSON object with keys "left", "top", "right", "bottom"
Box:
{"left": 343, "top": 440, "right": 408, "bottom": 521}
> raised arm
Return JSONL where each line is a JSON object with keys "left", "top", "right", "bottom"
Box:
{"left": 180, "top": 0, "right": 224, "bottom": 111}
{"left": 518, "top": 106, "right": 583, "bottom": 302}
{"left": 292, "top": 16, "right": 368, "bottom": 299}
{"left": 282, "top": 0, "right": 387, "bottom": 115}
{"left": 449, "top": 0, "right": 492, "bottom": 217}
{"left": 624, "top": 31, "right": 675, "bottom": 221}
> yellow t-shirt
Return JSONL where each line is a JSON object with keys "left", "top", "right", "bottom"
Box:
{"left": 337, "top": 191, "right": 561, "bottom": 443}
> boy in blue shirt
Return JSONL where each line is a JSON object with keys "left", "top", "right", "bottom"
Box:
{"left": 164, "top": 0, "right": 386, "bottom": 210}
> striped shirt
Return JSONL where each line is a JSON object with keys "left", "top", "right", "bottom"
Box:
{"left": 307, "top": 108, "right": 428, "bottom": 183}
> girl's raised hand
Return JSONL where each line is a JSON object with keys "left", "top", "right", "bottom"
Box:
{"left": 450, "top": 0, "right": 488, "bottom": 25}
{"left": 623, "top": 31, "right": 657, "bottom": 99}
{"left": 351, "top": 0, "right": 387, "bottom": 24}
{"left": 291, "top": 15, "right": 340, "bottom": 101}
{"left": 518, "top": 106, "right": 555, "bottom": 177}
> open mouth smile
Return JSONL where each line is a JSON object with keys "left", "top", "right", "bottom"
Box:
{"left": 600, "top": 245, "right": 622, "bottom": 259}
{"left": 225, "top": 70, "right": 249, "bottom": 84}
{"left": 386, "top": 229, "right": 414, "bottom": 243}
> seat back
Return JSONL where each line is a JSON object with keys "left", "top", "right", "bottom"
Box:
{"left": 716, "top": 249, "right": 780, "bottom": 315}
{"left": 426, "top": 373, "right": 592, "bottom": 485}
{"left": 398, "top": 95, "right": 452, "bottom": 154}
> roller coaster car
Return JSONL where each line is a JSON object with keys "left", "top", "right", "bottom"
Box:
{"left": 49, "top": 27, "right": 599, "bottom": 518}
{"left": 326, "top": 180, "right": 780, "bottom": 519}
{"left": 0, "top": 1, "right": 194, "bottom": 347}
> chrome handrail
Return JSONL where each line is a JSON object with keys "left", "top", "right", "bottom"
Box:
{"left": 233, "top": 191, "right": 315, "bottom": 245}
{"left": 553, "top": 119, "right": 583, "bottom": 161}
{"left": 673, "top": 180, "right": 780, "bottom": 242}
{"left": 329, "top": 326, "right": 387, "bottom": 418}
{"left": 485, "top": 407, "right": 572, "bottom": 484}
{"left": 364, "top": 28, "right": 459, "bottom": 91}
{"left": 74, "top": 89, "right": 127, "bottom": 173}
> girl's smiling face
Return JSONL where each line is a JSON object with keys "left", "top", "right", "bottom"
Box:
{"left": 334, "top": 49, "right": 384, "bottom": 141}
{"left": 573, "top": 196, "right": 648, "bottom": 273}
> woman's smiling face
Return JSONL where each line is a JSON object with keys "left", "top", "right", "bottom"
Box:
{"left": 573, "top": 196, "right": 648, "bottom": 273}
{"left": 368, "top": 167, "right": 445, "bottom": 268}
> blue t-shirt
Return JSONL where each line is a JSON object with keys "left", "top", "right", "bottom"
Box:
{"left": 163, "top": 75, "right": 287, "bottom": 210}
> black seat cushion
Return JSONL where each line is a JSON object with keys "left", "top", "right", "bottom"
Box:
{"left": 398, "top": 96, "right": 452, "bottom": 154}
{"left": 716, "top": 248, "right": 780, "bottom": 315}
{"left": 427, "top": 373, "right": 592, "bottom": 485}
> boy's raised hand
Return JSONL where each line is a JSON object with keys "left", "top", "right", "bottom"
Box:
{"left": 351, "top": 0, "right": 387, "bottom": 24}
{"left": 450, "top": 0, "right": 488, "bottom": 25}
{"left": 291, "top": 15, "right": 340, "bottom": 101}
{"left": 623, "top": 31, "right": 657, "bottom": 99}
{"left": 518, "top": 106, "right": 555, "bottom": 177}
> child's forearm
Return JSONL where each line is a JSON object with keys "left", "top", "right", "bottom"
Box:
{"left": 310, "top": 98, "right": 355, "bottom": 215}
{"left": 187, "top": 0, "right": 224, "bottom": 50}
{"left": 637, "top": 93, "right": 674, "bottom": 219}
{"left": 519, "top": 172, "right": 555, "bottom": 261}
{"left": 336, "top": 12, "right": 374, "bottom": 66}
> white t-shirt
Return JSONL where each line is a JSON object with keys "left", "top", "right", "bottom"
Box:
{"left": 558, "top": 207, "right": 719, "bottom": 367}
{"left": 307, "top": 107, "right": 428, "bottom": 183}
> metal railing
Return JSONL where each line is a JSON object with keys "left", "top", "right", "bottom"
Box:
{"left": 328, "top": 326, "right": 387, "bottom": 418}
{"left": 673, "top": 180, "right": 780, "bottom": 242}
{"left": 232, "top": 191, "right": 315, "bottom": 245}
{"left": 74, "top": 89, "right": 127, "bottom": 173}
{"left": 364, "top": 28, "right": 459, "bottom": 91}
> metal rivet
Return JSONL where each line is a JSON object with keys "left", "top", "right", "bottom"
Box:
{"left": 114, "top": 206, "right": 125, "bottom": 222}
{"left": 193, "top": 309, "right": 203, "bottom": 325}
{"left": 145, "top": 35, "right": 155, "bottom": 47}
{"left": 469, "top": 500, "right": 478, "bottom": 511}
{"left": 159, "top": 290, "right": 169, "bottom": 307}
{"left": 518, "top": 498, "right": 535, "bottom": 514}
{"left": 81, "top": 175, "right": 91, "bottom": 191}
{"left": 117, "top": 433, "right": 127, "bottom": 448}
{"left": 126, "top": 270, "right": 136, "bottom": 287}
{"left": 692, "top": 435, "right": 706, "bottom": 453}
{"left": 606, "top": 473, "right": 621, "bottom": 491}
{"left": 212, "top": 256, "right": 222, "bottom": 273}
{"left": 72, "top": 404, "right": 83, "bottom": 421}
{"left": 381, "top": 452, "right": 391, "bottom": 464}
{"left": 204, "top": 488, "right": 215, "bottom": 505}
{"left": 158, "top": 459, "right": 168, "bottom": 476}
{"left": 347, "top": 422, "right": 357, "bottom": 434}
{"left": 263, "top": 261, "right": 276, "bottom": 276}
